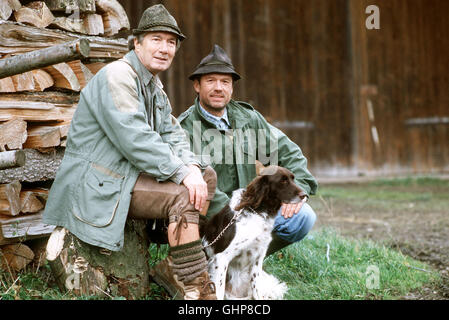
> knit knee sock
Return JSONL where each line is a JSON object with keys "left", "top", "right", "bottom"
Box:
{"left": 169, "top": 239, "right": 208, "bottom": 283}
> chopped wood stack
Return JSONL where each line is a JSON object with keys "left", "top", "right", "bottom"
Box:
{"left": 0, "top": 0, "right": 130, "bottom": 271}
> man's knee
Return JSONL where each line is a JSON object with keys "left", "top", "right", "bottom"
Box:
{"left": 202, "top": 166, "right": 217, "bottom": 200}
{"left": 273, "top": 203, "right": 317, "bottom": 243}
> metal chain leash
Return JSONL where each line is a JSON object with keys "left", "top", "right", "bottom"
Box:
{"left": 203, "top": 209, "right": 245, "bottom": 248}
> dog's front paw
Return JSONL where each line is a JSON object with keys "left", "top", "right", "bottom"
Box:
{"left": 252, "top": 271, "right": 287, "bottom": 300}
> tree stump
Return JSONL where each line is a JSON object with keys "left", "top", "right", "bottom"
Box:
{"left": 46, "top": 219, "right": 150, "bottom": 299}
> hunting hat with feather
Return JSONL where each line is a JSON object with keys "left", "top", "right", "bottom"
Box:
{"left": 133, "top": 4, "right": 186, "bottom": 41}
{"left": 189, "top": 44, "right": 241, "bottom": 81}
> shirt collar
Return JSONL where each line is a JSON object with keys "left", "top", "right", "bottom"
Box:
{"left": 198, "top": 103, "right": 231, "bottom": 129}
{"left": 124, "top": 50, "right": 164, "bottom": 89}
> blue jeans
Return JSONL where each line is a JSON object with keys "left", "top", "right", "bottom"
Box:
{"left": 272, "top": 203, "right": 317, "bottom": 243}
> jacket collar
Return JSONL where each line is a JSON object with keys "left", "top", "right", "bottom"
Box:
{"left": 193, "top": 97, "right": 250, "bottom": 130}
{"left": 124, "top": 50, "right": 163, "bottom": 89}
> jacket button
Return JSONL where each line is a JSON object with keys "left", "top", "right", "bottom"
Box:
{"left": 99, "top": 182, "right": 104, "bottom": 187}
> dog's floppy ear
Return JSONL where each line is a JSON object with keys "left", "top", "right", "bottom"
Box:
{"left": 255, "top": 160, "right": 266, "bottom": 176}
{"left": 235, "top": 175, "right": 269, "bottom": 211}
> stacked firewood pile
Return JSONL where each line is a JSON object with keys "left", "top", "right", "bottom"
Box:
{"left": 0, "top": 0, "right": 129, "bottom": 273}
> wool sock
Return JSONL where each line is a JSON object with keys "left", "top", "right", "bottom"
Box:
{"left": 169, "top": 239, "right": 208, "bottom": 283}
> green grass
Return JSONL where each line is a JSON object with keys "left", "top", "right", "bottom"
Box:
{"left": 264, "top": 228, "right": 440, "bottom": 300}
{"left": 1, "top": 227, "right": 438, "bottom": 300}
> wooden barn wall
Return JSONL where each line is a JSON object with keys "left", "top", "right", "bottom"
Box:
{"left": 118, "top": 0, "right": 449, "bottom": 176}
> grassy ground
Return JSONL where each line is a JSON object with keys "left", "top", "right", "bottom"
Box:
{"left": 265, "top": 228, "right": 439, "bottom": 300}
{"left": 0, "top": 176, "right": 446, "bottom": 300}
{"left": 0, "top": 228, "right": 439, "bottom": 300}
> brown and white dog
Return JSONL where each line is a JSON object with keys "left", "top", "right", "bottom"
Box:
{"left": 200, "top": 161, "right": 305, "bottom": 300}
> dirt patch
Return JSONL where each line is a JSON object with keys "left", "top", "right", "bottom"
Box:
{"left": 309, "top": 177, "right": 449, "bottom": 300}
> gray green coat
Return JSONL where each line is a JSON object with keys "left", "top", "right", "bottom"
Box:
{"left": 178, "top": 98, "right": 318, "bottom": 217}
{"left": 43, "top": 51, "right": 201, "bottom": 251}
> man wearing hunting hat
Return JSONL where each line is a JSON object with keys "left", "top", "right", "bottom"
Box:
{"left": 43, "top": 5, "right": 217, "bottom": 300}
{"left": 178, "top": 45, "right": 318, "bottom": 256}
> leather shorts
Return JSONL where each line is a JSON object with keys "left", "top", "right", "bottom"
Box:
{"left": 128, "top": 166, "right": 217, "bottom": 225}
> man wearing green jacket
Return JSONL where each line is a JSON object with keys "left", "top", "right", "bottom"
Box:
{"left": 43, "top": 5, "right": 216, "bottom": 300}
{"left": 178, "top": 45, "right": 318, "bottom": 255}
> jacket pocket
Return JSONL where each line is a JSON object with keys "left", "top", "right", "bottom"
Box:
{"left": 72, "top": 163, "right": 124, "bottom": 228}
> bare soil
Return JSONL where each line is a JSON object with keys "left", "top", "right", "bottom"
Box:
{"left": 310, "top": 177, "right": 449, "bottom": 300}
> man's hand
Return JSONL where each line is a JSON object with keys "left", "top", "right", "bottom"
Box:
{"left": 281, "top": 196, "right": 308, "bottom": 219}
{"left": 182, "top": 165, "right": 208, "bottom": 212}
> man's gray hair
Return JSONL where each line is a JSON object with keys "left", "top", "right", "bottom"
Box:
{"left": 128, "top": 33, "right": 181, "bottom": 51}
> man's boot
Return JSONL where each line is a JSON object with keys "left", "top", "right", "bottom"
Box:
{"left": 266, "top": 233, "right": 292, "bottom": 256}
{"left": 150, "top": 239, "right": 216, "bottom": 300}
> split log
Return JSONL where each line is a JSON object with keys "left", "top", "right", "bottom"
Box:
{"left": 0, "top": 101, "right": 76, "bottom": 122}
{"left": 0, "top": 148, "right": 64, "bottom": 184}
{"left": 0, "top": 91, "right": 79, "bottom": 105}
{"left": 85, "top": 61, "right": 106, "bottom": 75}
{"left": 0, "top": 180, "right": 21, "bottom": 216}
{"left": 52, "top": 13, "right": 103, "bottom": 36}
{"left": 27, "top": 237, "right": 49, "bottom": 268}
{"left": 21, "top": 187, "right": 48, "bottom": 203}
{"left": 83, "top": 13, "right": 104, "bottom": 35}
{"left": 51, "top": 16, "right": 85, "bottom": 34}
{"left": 14, "top": 1, "right": 55, "bottom": 29}
{"left": 95, "top": 0, "right": 130, "bottom": 36}
{"left": 0, "top": 243, "right": 35, "bottom": 272}
{"left": 11, "top": 72, "right": 35, "bottom": 92}
{"left": 0, "top": 210, "right": 55, "bottom": 245}
{"left": 0, "top": 77, "right": 15, "bottom": 93}
{"left": 32, "top": 69, "right": 54, "bottom": 91}
{"left": 0, "top": 38, "right": 90, "bottom": 80}
{"left": 67, "top": 60, "right": 93, "bottom": 89}
{"left": 0, "top": 0, "right": 21, "bottom": 20}
{"left": 44, "top": 0, "right": 96, "bottom": 13}
{"left": 0, "top": 21, "right": 128, "bottom": 59}
{"left": 46, "top": 220, "right": 150, "bottom": 299}
{"left": 44, "top": 62, "right": 80, "bottom": 91}
{"left": 0, "top": 118, "right": 27, "bottom": 151}
{"left": 20, "top": 190, "right": 44, "bottom": 214}
{"left": 0, "top": 150, "right": 26, "bottom": 170}
{"left": 23, "top": 125, "right": 61, "bottom": 149}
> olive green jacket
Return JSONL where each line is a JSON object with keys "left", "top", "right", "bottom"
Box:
{"left": 43, "top": 51, "right": 201, "bottom": 251}
{"left": 178, "top": 98, "right": 318, "bottom": 217}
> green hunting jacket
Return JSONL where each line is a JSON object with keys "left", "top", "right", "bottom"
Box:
{"left": 43, "top": 51, "right": 202, "bottom": 251}
{"left": 178, "top": 98, "right": 318, "bottom": 217}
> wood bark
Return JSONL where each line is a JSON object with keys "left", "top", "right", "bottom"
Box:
{"left": 0, "top": 39, "right": 90, "bottom": 79}
{"left": 0, "top": 180, "right": 21, "bottom": 216}
{"left": 0, "top": 148, "right": 64, "bottom": 184}
{"left": 0, "top": 150, "right": 26, "bottom": 170}
{"left": 14, "top": 1, "right": 55, "bottom": 28}
{"left": 0, "top": 118, "right": 27, "bottom": 152}
{"left": 46, "top": 220, "right": 150, "bottom": 299}
{"left": 44, "top": 0, "right": 96, "bottom": 13}
{"left": 0, "top": 243, "right": 35, "bottom": 272}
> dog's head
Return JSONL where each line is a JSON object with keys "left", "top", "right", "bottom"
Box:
{"left": 235, "top": 162, "right": 306, "bottom": 215}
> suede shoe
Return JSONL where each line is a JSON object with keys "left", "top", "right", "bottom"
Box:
{"left": 150, "top": 257, "right": 217, "bottom": 300}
